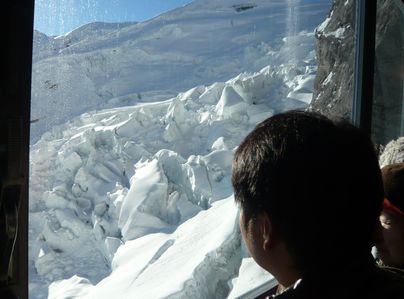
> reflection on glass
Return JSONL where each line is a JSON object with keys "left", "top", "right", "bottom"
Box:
{"left": 29, "top": 1, "right": 334, "bottom": 298}
{"left": 372, "top": 0, "right": 404, "bottom": 146}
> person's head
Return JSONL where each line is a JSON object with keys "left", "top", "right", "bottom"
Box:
{"left": 232, "top": 110, "right": 383, "bottom": 281}
{"left": 375, "top": 163, "right": 404, "bottom": 268}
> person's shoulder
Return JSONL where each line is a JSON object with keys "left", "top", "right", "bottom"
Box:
{"left": 369, "top": 266, "right": 404, "bottom": 298}
{"left": 330, "top": 266, "right": 404, "bottom": 299}
{"left": 332, "top": 264, "right": 404, "bottom": 299}
{"left": 377, "top": 265, "right": 404, "bottom": 283}
{"left": 267, "top": 264, "right": 404, "bottom": 299}
{"left": 380, "top": 265, "right": 404, "bottom": 278}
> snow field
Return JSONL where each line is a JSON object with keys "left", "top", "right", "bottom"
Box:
{"left": 30, "top": 58, "right": 314, "bottom": 297}
{"left": 30, "top": 0, "right": 330, "bottom": 143}
{"left": 29, "top": 1, "right": 332, "bottom": 297}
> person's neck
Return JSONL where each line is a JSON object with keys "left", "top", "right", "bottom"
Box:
{"left": 265, "top": 241, "right": 302, "bottom": 290}
{"left": 273, "top": 267, "right": 301, "bottom": 290}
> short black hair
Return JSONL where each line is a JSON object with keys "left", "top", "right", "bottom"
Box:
{"left": 232, "top": 110, "right": 383, "bottom": 273}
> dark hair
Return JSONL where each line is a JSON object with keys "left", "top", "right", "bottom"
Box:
{"left": 232, "top": 110, "right": 383, "bottom": 273}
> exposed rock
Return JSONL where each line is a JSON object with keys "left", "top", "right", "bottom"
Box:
{"left": 309, "top": 0, "right": 356, "bottom": 120}
{"left": 310, "top": 0, "right": 404, "bottom": 146}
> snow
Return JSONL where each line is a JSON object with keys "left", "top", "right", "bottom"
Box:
{"left": 317, "top": 16, "right": 331, "bottom": 33}
{"left": 29, "top": 0, "right": 332, "bottom": 298}
{"left": 316, "top": 3, "right": 347, "bottom": 40}
{"left": 30, "top": 0, "right": 331, "bottom": 143}
{"left": 323, "top": 27, "right": 346, "bottom": 39}
{"left": 323, "top": 71, "right": 334, "bottom": 86}
{"left": 228, "top": 258, "right": 275, "bottom": 299}
{"left": 58, "top": 197, "right": 240, "bottom": 299}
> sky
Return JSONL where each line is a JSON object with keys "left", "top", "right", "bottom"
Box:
{"left": 34, "top": 0, "right": 192, "bottom": 36}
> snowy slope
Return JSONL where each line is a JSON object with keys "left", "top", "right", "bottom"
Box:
{"left": 31, "top": 0, "right": 330, "bottom": 142}
{"left": 29, "top": 0, "right": 331, "bottom": 298}
{"left": 30, "top": 62, "right": 307, "bottom": 298}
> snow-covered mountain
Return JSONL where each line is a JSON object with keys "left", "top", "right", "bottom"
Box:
{"left": 29, "top": 1, "right": 331, "bottom": 298}
{"left": 31, "top": 0, "right": 330, "bottom": 143}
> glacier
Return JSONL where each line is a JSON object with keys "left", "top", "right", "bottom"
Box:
{"left": 29, "top": 0, "right": 332, "bottom": 298}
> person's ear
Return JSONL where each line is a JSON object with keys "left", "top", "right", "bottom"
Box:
{"left": 257, "top": 211, "right": 273, "bottom": 251}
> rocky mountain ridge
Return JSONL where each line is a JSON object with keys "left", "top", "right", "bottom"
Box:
{"left": 310, "top": 0, "right": 404, "bottom": 146}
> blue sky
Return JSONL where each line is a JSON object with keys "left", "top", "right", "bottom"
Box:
{"left": 34, "top": 0, "right": 192, "bottom": 36}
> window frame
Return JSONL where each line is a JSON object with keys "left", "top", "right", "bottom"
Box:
{"left": 1, "top": 1, "right": 34, "bottom": 298}
{"left": 352, "top": 0, "right": 377, "bottom": 133}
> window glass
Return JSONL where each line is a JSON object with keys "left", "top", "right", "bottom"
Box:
{"left": 29, "top": 1, "right": 347, "bottom": 298}
{"left": 372, "top": 0, "right": 404, "bottom": 149}
{"left": 309, "top": 0, "right": 357, "bottom": 121}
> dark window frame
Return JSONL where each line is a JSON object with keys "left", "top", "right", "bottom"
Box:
{"left": 1, "top": 1, "right": 34, "bottom": 298}
{"left": 352, "top": 0, "right": 377, "bottom": 133}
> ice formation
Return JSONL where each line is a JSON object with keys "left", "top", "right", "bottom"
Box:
{"left": 29, "top": 0, "right": 331, "bottom": 298}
